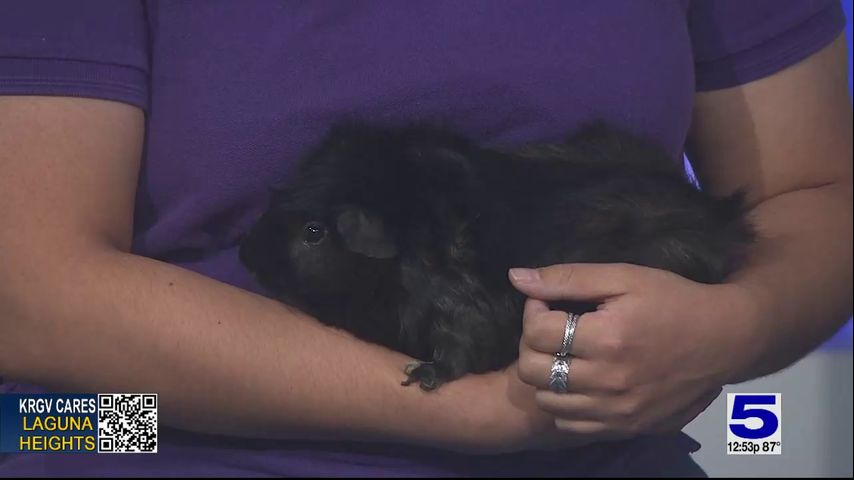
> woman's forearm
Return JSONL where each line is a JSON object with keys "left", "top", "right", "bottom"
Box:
{"left": 723, "top": 181, "right": 852, "bottom": 384}
{"left": 0, "top": 246, "right": 489, "bottom": 449}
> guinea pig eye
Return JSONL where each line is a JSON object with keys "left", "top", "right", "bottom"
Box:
{"left": 302, "top": 221, "right": 328, "bottom": 245}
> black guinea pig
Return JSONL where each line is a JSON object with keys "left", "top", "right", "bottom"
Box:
{"left": 238, "top": 121, "right": 755, "bottom": 391}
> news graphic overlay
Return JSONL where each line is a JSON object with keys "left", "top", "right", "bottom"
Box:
{"left": 1, "top": 394, "right": 157, "bottom": 453}
{"left": 727, "top": 393, "right": 782, "bottom": 455}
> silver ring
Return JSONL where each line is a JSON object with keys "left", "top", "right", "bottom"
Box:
{"left": 549, "top": 355, "right": 571, "bottom": 393}
{"left": 557, "top": 312, "right": 579, "bottom": 357}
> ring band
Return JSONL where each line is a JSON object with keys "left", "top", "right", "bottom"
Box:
{"left": 549, "top": 356, "right": 571, "bottom": 393}
{"left": 558, "top": 312, "right": 579, "bottom": 357}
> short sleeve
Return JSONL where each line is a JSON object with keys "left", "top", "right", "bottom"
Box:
{"left": 688, "top": 0, "right": 847, "bottom": 91}
{"left": 0, "top": 0, "right": 149, "bottom": 110}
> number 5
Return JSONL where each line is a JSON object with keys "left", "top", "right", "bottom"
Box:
{"left": 729, "top": 395, "right": 778, "bottom": 439}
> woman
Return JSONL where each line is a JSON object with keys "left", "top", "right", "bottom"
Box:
{"left": 1, "top": 0, "right": 851, "bottom": 476}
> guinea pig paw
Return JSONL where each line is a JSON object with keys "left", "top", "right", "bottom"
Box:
{"left": 401, "top": 361, "right": 443, "bottom": 391}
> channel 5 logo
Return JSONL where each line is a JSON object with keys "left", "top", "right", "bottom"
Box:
{"left": 726, "top": 393, "right": 782, "bottom": 455}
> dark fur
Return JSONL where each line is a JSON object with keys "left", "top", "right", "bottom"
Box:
{"left": 239, "top": 122, "right": 755, "bottom": 390}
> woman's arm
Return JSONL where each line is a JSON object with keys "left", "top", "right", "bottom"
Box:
{"left": 0, "top": 96, "right": 554, "bottom": 454}
{"left": 685, "top": 34, "right": 853, "bottom": 383}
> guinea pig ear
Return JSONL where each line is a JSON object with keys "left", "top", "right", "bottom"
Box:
{"left": 335, "top": 207, "right": 398, "bottom": 259}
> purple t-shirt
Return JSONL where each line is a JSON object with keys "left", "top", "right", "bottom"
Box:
{"left": 1, "top": 0, "right": 845, "bottom": 476}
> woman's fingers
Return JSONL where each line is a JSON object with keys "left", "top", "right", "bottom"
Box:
{"left": 534, "top": 390, "right": 604, "bottom": 419}
{"left": 521, "top": 298, "right": 606, "bottom": 358}
{"left": 532, "top": 383, "right": 721, "bottom": 437}
{"left": 517, "top": 343, "right": 628, "bottom": 394}
{"left": 552, "top": 418, "right": 634, "bottom": 443}
{"left": 509, "top": 263, "right": 642, "bottom": 301}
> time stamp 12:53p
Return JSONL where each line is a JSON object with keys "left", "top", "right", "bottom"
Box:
{"left": 727, "top": 393, "right": 782, "bottom": 455}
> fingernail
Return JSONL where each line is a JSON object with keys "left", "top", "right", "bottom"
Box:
{"left": 509, "top": 268, "right": 539, "bottom": 283}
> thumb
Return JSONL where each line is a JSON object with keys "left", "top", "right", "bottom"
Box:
{"left": 508, "top": 263, "right": 636, "bottom": 301}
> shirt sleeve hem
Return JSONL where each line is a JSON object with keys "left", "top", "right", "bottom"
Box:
{"left": 694, "top": 1, "right": 846, "bottom": 92}
{"left": 0, "top": 57, "right": 149, "bottom": 111}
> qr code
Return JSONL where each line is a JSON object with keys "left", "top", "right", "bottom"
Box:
{"left": 97, "top": 394, "right": 158, "bottom": 453}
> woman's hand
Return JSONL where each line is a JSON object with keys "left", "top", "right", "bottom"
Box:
{"left": 508, "top": 263, "right": 754, "bottom": 437}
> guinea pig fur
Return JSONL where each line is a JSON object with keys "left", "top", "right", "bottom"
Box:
{"left": 238, "top": 122, "right": 755, "bottom": 391}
